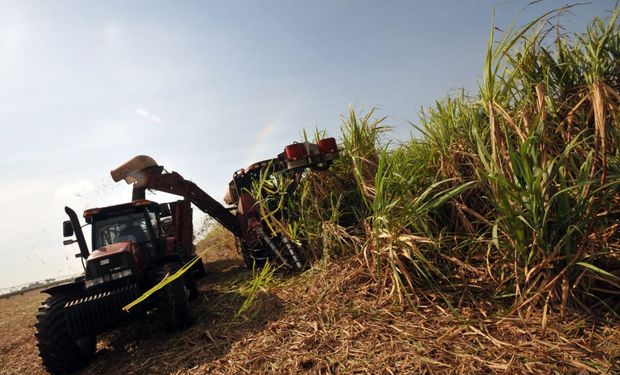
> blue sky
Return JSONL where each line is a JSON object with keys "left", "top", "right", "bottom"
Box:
{"left": 0, "top": 0, "right": 614, "bottom": 289}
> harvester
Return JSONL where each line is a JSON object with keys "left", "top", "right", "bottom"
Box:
{"left": 35, "top": 138, "right": 338, "bottom": 374}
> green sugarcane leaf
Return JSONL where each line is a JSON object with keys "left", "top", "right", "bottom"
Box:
{"left": 123, "top": 256, "right": 202, "bottom": 312}
{"left": 576, "top": 262, "right": 620, "bottom": 281}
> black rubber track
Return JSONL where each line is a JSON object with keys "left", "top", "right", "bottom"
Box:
{"left": 154, "top": 263, "right": 192, "bottom": 332}
{"left": 192, "top": 258, "right": 206, "bottom": 279}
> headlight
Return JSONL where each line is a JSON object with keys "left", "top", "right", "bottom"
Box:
{"left": 85, "top": 270, "right": 133, "bottom": 288}
{"left": 84, "top": 276, "right": 105, "bottom": 288}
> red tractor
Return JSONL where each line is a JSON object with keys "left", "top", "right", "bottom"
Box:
{"left": 35, "top": 138, "right": 338, "bottom": 374}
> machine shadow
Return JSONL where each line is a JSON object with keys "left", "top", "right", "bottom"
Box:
{"left": 203, "top": 259, "right": 251, "bottom": 284}
{"left": 79, "top": 282, "right": 284, "bottom": 374}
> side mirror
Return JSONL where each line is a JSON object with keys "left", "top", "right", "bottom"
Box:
{"left": 63, "top": 220, "right": 74, "bottom": 237}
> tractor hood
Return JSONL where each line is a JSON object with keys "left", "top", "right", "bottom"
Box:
{"left": 88, "top": 241, "right": 134, "bottom": 261}
{"left": 85, "top": 241, "right": 144, "bottom": 285}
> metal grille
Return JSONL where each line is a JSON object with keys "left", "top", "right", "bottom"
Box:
{"left": 64, "top": 284, "right": 138, "bottom": 338}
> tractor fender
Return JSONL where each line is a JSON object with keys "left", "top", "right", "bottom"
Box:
{"left": 41, "top": 280, "right": 85, "bottom": 295}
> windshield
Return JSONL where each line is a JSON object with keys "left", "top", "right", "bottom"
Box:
{"left": 93, "top": 213, "right": 152, "bottom": 249}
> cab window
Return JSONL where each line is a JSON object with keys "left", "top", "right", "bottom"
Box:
{"left": 93, "top": 213, "right": 151, "bottom": 249}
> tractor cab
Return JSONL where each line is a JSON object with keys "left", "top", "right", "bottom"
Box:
{"left": 62, "top": 198, "right": 195, "bottom": 292}
{"left": 81, "top": 200, "right": 161, "bottom": 290}
{"left": 90, "top": 205, "right": 156, "bottom": 249}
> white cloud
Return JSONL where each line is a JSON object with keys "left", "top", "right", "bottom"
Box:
{"left": 136, "top": 107, "right": 149, "bottom": 117}
{"left": 136, "top": 108, "right": 163, "bottom": 123}
{"left": 53, "top": 179, "right": 96, "bottom": 200}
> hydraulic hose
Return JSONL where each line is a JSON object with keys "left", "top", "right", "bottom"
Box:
{"left": 280, "top": 236, "right": 304, "bottom": 271}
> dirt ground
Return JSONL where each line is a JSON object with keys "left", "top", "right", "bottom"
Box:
{"left": 1, "top": 231, "right": 619, "bottom": 374}
{"left": 0, "top": 288, "right": 47, "bottom": 375}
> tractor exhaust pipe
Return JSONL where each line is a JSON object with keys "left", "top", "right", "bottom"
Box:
{"left": 65, "top": 206, "right": 90, "bottom": 259}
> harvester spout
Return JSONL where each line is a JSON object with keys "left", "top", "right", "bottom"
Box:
{"left": 111, "top": 155, "right": 162, "bottom": 200}
{"left": 110, "top": 155, "right": 160, "bottom": 184}
{"left": 111, "top": 155, "right": 242, "bottom": 235}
